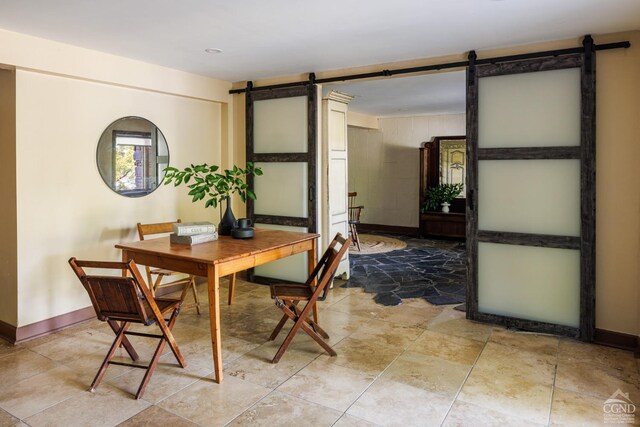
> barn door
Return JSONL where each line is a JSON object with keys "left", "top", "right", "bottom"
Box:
{"left": 466, "top": 39, "right": 596, "bottom": 340}
{"left": 246, "top": 85, "right": 317, "bottom": 283}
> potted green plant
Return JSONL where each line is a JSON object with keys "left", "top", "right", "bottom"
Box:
{"left": 163, "top": 162, "right": 263, "bottom": 235}
{"left": 422, "top": 183, "right": 464, "bottom": 213}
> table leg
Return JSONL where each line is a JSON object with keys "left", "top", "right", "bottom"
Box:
{"left": 207, "top": 264, "right": 223, "bottom": 383}
{"left": 121, "top": 249, "right": 129, "bottom": 276}
{"left": 308, "top": 238, "right": 318, "bottom": 324}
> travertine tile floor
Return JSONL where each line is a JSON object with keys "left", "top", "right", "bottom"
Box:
{"left": 0, "top": 278, "right": 638, "bottom": 426}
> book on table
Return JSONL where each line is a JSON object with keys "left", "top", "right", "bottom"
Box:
{"left": 170, "top": 232, "right": 218, "bottom": 245}
{"left": 172, "top": 222, "right": 216, "bottom": 236}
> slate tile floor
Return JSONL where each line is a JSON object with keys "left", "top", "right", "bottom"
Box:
{"left": 346, "top": 234, "right": 466, "bottom": 306}
{"left": 0, "top": 278, "right": 637, "bottom": 426}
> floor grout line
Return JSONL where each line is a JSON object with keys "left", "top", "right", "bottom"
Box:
{"left": 437, "top": 329, "right": 491, "bottom": 427}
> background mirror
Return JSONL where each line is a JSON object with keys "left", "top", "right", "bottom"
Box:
{"left": 439, "top": 138, "right": 466, "bottom": 196}
{"left": 96, "top": 116, "right": 169, "bottom": 197}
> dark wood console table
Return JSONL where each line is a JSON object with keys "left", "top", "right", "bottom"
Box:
{"left": 419, "top": 211, "right": 465, "bottom": 239}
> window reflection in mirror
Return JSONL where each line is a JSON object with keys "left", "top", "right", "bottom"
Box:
{"left": 96, "top": 117, "right": 169, "bottom": 197}
{"left": 439, "top": 139, "right": 466, "bottom": 197}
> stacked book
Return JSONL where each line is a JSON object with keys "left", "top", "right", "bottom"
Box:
{"left": 170, "top": 222, "right": 218, "bottom": 245}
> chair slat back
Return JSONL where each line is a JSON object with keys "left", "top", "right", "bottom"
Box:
{"left": 310, "top": 233, "right": 351, "bottom": 301}
{"left": 83, "top": 276, "right": 148, "bottom": 322}
{"left": 137, "top": 219, "right": 181, "bottom": 240}
{"left": 348, "top": 192, "right": 358, "bottom": 209}
{"left": 348, "top": 206, "right": 363, "bottom": 222}
{"left": 69, "top": 258, "right": 152, "bottom": 324}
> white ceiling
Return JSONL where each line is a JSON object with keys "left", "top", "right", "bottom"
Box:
{"left": 0, "top": 0, "right": 637, "bottom": 117}
{"left": 0, "top": 0, "right": 638, "bottom": 83}
{"left": 323, "top": 71, "right": 466, "bottom": 117}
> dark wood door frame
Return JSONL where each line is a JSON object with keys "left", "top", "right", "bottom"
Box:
{"left": 465, "top": 36, "right": 596, "bottom": 341}
{"left": 245, "top": 84, "right": 318, "bottom": 282}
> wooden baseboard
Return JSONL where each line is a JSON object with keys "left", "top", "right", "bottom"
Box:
{"left": 594, "top": 328, "right": 639, "bottom": 354}
{"left": 358, "top": 223, "right": 420, "bottom": 236}
{"left": 0, "top": 306, "right": 96, "bottom": 344}
{"left": 0, "top": 319, "right": 16, "bottom": 344}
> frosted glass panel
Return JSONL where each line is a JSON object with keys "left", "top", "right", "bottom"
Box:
{"left": 478, "top": 68, "right": 580, "bottom": 148}
{"left": 478, "top": 242, "right": 580, "bottom": 327}
{"left": 254, "top": 224, "right": 308, "bottom": 282}
{"left": 254, "top": 162, "right": 308, "bottom": 217}
{"left": 478, "top": 160, "right": 580, "bottom": 236}
{"left": 254, "top": 96, "right": 307, "bottom": 153}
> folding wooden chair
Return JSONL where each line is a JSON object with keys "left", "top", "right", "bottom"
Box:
{"left": 268, "top": 233, "right": 351, "bottom": 363}
{"left": 348, "top": 192, "right": 364, "bottom": 251}
{"left": 137, "top": 220, "right": 201, "bottom": 314}
{"left": 68, "top": 257, "right": 188, "bottom": 399}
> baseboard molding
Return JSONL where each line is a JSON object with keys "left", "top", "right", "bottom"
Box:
{"left": 0, "top": 319, "right": 16, "bottom": 344}
{"left": 358, "top": 223, "right": 420, "bottom": 236}
{"left": 0, "top": 306, "right": 96, "bottom": 344}
{"left": 594, "top": 328, "right": 639, "bottom": 354}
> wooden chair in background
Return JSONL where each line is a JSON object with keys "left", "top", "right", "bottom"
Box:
{"left": 68, "top": 258, "right": 187, "bottom": 399}
{"left": 137, "top": 220, "right": 201, "bottom": 314}
{"left": 348, "top": 192, "right": 364, "bottom": 251}
{"left": 268, "top": 233, "right": 351, "bottom": 363}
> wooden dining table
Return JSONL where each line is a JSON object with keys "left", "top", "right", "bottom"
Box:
{"left": 115, "top": 228, "right": 319, "bottom": 384}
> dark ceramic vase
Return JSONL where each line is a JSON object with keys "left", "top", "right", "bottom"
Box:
{"left": 218, "top": 197, "right": 238, "bottom": 235}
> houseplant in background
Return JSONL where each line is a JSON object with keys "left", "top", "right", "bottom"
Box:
{"left": 163, "top": 163, "right": 263, "bottom": 235}
{"left": 422, "top": 183, "right": 464, "bottom": 213}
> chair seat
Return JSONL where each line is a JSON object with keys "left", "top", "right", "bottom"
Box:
{"left": 270, "top": 284, "right": 313, "bottom": 300}
{"left": 149, "top": 268, "right": 179, "bottom": 276}
{"left": 348, "top": 219, "right": 360, "bottom": 225}
{"left": 148, "top": 298, "right": 182, "bottom": 314}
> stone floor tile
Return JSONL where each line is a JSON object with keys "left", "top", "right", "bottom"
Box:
{"left": 408, "top": 330, "right": 484, "bottom": 366}
{"left": 0, "top": 366, "right": 87, "bottom": 419}
{"left": 332, "top": 414, "right": 382, "bottom": 427}
{"left": 117, "top": 405, "right": 199, "bottom": 427}
{"left": 24, "top": 383, "right": 149, "bottom": 427}
{"left": 326, "top": 294, "right": 388, "bottom": 318}
{"left": 457, "top": 367, "right": 553, "bottom": 425}
{"left": 555, "top": 359, "right": 640, "bottom": 402}
{"left": 442, "top": 400, "right": 544, "bottom": 426}
{"left": 28, "top": 329, "right": 134, "bottom": 365}
{"left": 473, "top": 342, "right": 557, "bottom": 386}
{"left": 489, "top": 328, "right": 559, "bottom": 357}
{"left": 427, "top": 317, "right": 494, "bottom": 342}
{"left": 373, "top": 303, "right": 442, "bottom": 328}
{"left": 559, "top": 339, "right": 637, "bottom": 373}
{"left": 277, "top": 358, "right": 376, "bottom": 411}
{"left": 225, "top": 339, "right": 319, "bottom": 389}
{"left": 380, "top": 351, "right": 471, "bottom": 398}
{"left": 549, "top": 387, "right": 617, "bottom": 426}
{"left": 106, "top": 353, "right": 212, "bottom": 404}
{"left": 323, "top": 337, "right": 403, "bottom": 375}
{"left": 0, "top": 349, "right": 58, "bottom": 386}
{"left": 348, "top": 318, "right": 423, "bottom": 349}
{"left": 0, "top": 409, "right": 19, "bottom": 427}
{"left": 228, "top": 391, "right": 342, "bottom": 426}
{"left": 347, "top": 378, "right": 454, "bottom": 427}
{"left": 157, "top": 376, "right": 270, "bottom": 427}
{"left": 0, "top": 340, "right": 22, "bottom": 360}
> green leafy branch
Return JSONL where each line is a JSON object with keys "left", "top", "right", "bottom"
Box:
{"left": 422, "top": 183, "right": 464, "bottom": 212}
{"left": 163, "top": 162, "right": 263, "bottom": 209}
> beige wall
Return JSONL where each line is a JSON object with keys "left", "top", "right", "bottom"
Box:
{"left": 592, "top": 32, "right": 640, "bottom": 336}
{"left": 0, "top": 69, "right": 17, "bottom": 326}
{"left": 233, "top": 31, "right": 640, "bottom": 336}
{"left": 348, "top": 114, "right": 465, "bottom": 227}
{"left": 0, "top": 30, "right": 232, "bottom": 328}
{"left": 347, "top": 111, "right": 379, "bottom": 130}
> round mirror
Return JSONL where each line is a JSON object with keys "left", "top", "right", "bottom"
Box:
{"left": 96, "top": 116, "right": 169, "bottom": 197}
